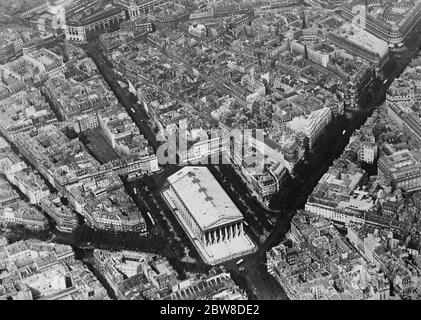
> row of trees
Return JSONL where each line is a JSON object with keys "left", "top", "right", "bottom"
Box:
{"left": 2, "top": 225, "right": 51, "bottom": 243}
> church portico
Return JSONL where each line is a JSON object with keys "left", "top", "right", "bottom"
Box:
{"left": 201, "top": 221, "right": 245, "bottom": 246}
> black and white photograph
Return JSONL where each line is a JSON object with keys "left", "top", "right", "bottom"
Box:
{"left": 0, "top": 0, "right": 419, "bottom": 312}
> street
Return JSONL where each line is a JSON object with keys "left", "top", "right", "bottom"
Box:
{"left": 77, "top": 28, "right": 421, "bottom": 299}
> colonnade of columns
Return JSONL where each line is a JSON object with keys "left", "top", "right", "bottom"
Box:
{"left": 129, "top": 1, "right": 164, "bottom": 20}
{"left": 66, "top": 14, "right": 124, "bottom": 39}
{"left": 84, "top": 15, "right": 122, "bottom": 32}
{"left": 201, "top": 222, "right": 244, "bottom": 246}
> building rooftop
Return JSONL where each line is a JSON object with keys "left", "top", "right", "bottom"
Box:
{"left": 65, "top": 0, "right": 124, "bottom": 27}
{"left": 1, "top": 239, "right": 109, "bottom": 300}
{"left": 338, "top": 23, "right": 389, "bottom": 57}
{"left": 380, "top": 149, "right": 421, "bottom": 176}
{"left": 287, "top": 107, "right": 331, "bottom": 136}
{"left": 167, "top": 166, "right": 243, "bottom": 231}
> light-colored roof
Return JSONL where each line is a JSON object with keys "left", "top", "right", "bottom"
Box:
{"left": 167, "top": 167, "right": 243, "bottom": 231}
{"left": 340, "top": 23, "right": 389, "bottom": 57}
{"left": 287, "top": 107, "right": 331, "bottom": 135}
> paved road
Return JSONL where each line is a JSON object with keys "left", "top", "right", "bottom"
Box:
{"left": 80, "top": 29, "right": 421, "bottom": 299}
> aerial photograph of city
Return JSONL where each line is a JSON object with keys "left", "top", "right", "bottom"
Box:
{"left": 0, "top": 0, "right": 421, "bottom": 310}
